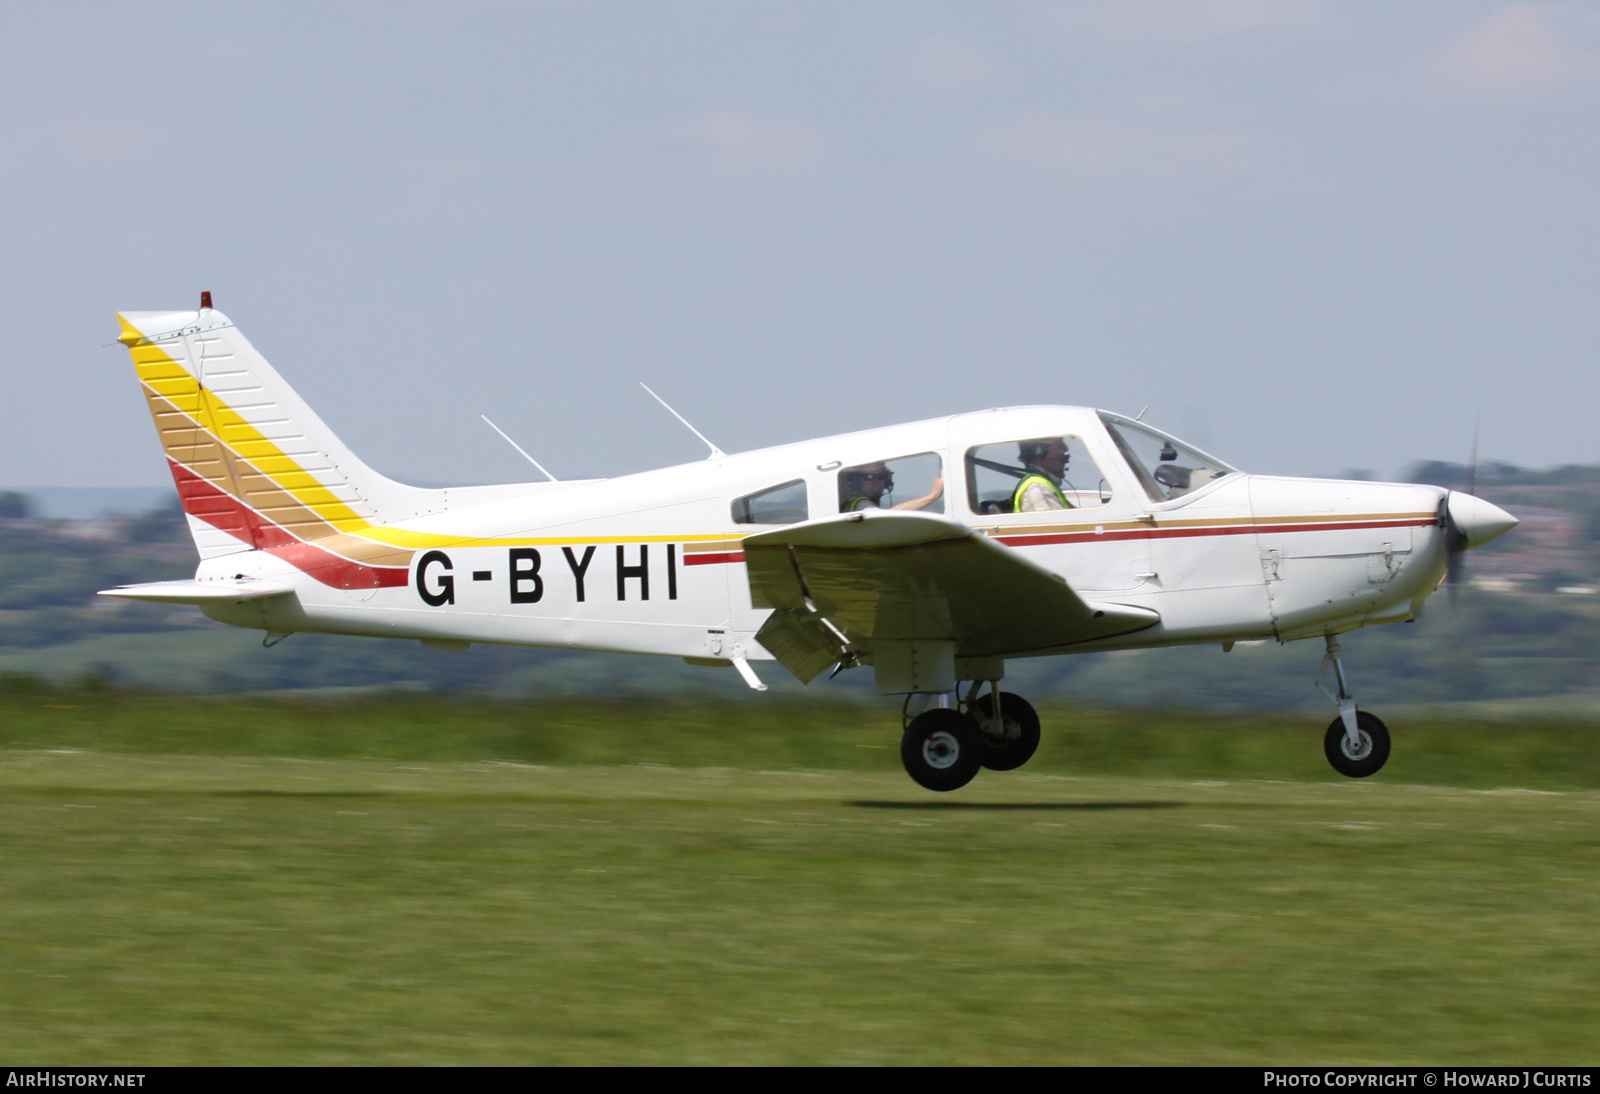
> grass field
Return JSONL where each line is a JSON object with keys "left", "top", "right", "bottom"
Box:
{"left": 3, "top": 691, "right": 1599, "bottom": 1064}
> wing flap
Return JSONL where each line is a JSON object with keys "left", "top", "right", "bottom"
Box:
{"left": 742, "top": 511, "right": 1157, "bottom": 671}
{"left": 754, "top": 608, "right": 848, "bottom": 684}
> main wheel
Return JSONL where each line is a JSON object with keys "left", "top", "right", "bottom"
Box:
{"left": 1324, "top": 711, "right": 1391, "bottom": 778}
{"left": 971, "top": 691, "right": 1041, "bottom": 771}
{"left": 900, "top": 709, "right": 984, "bottom": 792}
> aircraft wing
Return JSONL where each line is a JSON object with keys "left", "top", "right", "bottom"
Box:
{"left": 741, "top": 510, "right": 1158, "bottom": 683}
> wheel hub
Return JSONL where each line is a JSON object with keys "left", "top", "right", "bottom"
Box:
{"left": 920, "top": 730, "right": 962, "bottom": 770}
{"left": 1340, "top": 731, "right": 1373, "bottom": 761}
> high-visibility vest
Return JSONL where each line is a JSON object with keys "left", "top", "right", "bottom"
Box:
{"left": 1012, "top": 473, "right": 1070, "bottom": 512}
{"left": 844, "top": 496, "right": 875, "bottom": 512}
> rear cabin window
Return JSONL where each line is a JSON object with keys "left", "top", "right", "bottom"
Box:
{"left": 837, "top": 453, "right": 944, "bottom": 514}
{"left": 965, "top": 436, "right": 1111, "bottom": 515}
{"left": 732, "top": 480, "right": 809, "bottom": 525}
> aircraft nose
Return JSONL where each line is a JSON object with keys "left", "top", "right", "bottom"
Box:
{"left": 1447, "top": 492, "right": 1518, "bottom": 549}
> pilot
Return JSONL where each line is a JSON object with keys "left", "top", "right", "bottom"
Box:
{"left": 840, "top": 462, "right": 945, "bottom": 512}
{"left": 1013, "top": 439, "right": 1073, "bottom": 512}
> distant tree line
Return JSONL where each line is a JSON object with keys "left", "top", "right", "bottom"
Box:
{"left": 0, "top": 492, "right": 36, "bottom": 519}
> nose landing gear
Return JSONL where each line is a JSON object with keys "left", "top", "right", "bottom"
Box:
{"left": 1317, "top": 634, "right": 1391, "bottom": 778}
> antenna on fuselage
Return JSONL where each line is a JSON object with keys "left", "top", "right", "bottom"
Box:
{"left": 639, "top": 383, "right": 726, "bottom": 459}
{"left": 480, "top": 415, "right": 559, "bottom": 482}
{"left": 1135, "top": 405, "right": 1150, "bottom": 421}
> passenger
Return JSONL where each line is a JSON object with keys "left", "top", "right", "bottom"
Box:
{"left": 840, "top": 462, "right": 944, "bottom": 512}
{"left": 1013, "top": 439, "right": 1073, "bottom": 512}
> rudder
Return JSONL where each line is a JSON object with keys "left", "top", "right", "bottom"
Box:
{"left": 117, "top": 301, "right": 438, "bottom": 578}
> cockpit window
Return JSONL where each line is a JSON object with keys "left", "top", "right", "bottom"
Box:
{"left": 1100, "top": 415, "right": 1236, "bottom": 503}
{"left": 838, "top": 453, "right": 944, "bottom": 514}
{"left": 732, "top": 480, "right": 808, "bottom": 525}
{"left": 965, "top": 436, "right": 1111, "bottom": 515}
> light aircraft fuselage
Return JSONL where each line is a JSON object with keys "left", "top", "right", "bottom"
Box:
{"left": 184, "top": 409, "right": 1447, "bottom": 656}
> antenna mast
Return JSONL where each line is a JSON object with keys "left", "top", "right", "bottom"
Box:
{"left": 480, "top": 415, "right": 559, "bottom": 482}
{"left": 639, "top": 383, "right": 725, "bottom": 459}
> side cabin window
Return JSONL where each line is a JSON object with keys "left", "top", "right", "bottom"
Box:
{"left": 732, "top": 479, "right": 809, "bottom": 525}
{"left": 1099, "top": 415, "right": 1236, "bottom": 503}
{"left": 965, "top": 436, "right": 1112, "bottom": 515}
{"left": 837, "top": 453, "right": 944, "bottom": 514}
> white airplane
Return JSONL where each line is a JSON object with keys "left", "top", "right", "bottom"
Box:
{"left": 101, "top": 296, "right": 1518, "bottom": 791}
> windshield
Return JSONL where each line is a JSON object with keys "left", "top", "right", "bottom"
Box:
{"left": 1099, "top": 414, "right": 1237, "bottom": 503}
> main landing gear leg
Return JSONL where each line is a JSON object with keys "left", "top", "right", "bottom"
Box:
{"left": 897, "top": 683, "right": 1044, "bottom": 791}
{"left": 968, "top": 682, "right": 1041, "bottom": 771}
{"left": 1316, "top": 634, "right": 1390, "bottom": 778}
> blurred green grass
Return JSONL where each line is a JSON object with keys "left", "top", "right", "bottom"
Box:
{"left": 3, "top": 754, "right": 1599, "bottom": 1065}
{"left": 4, "top": 687, "right": 1600, "bottom": 1063}
{"left": 3, "top": 683, "right": 1599, "bottom": 790}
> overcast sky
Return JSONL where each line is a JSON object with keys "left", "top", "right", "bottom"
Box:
{"left": 3, "top": 1, "right": 1597, "bottom": 487}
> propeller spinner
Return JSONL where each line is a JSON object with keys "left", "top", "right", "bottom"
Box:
{"left": 1442, "top": 490, "right": 1519, "bottom": 603}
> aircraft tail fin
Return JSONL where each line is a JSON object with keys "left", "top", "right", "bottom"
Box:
{"left": 116, "top": 303, "right": 442, "bottom": 565}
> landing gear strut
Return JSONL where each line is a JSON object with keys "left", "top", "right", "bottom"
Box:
{"left": 1316, "top": 634, "right": 1390, "bottom": 778}
{"left": 898, "top": 683, "right": 1041, "bottom": 790}
{"left": 972, "top": 688, "right": 1041, "bottom": 771}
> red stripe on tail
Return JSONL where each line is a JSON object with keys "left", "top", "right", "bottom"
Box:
{"left": 167, "top": 460, "right": 410, "bottom": 589}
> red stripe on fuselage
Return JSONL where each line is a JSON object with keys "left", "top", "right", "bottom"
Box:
{"left": 995, "top": 517, "right": 1436, "bottom": 550}
{"left": 167, "top": 459, "right": 410, "bottom": 589}
{"left": 684, "top": 551, "right": 745, "bottom": 566}
{"left": 680, "top": 518, "right": 1439, "bottom": 565}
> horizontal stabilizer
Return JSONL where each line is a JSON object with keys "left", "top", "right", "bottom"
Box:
{"left": 742, "top": 510, "right": 1158, "bottom": 678}
{"left": 97, "top": 579, "right": 296, "bottom": 605}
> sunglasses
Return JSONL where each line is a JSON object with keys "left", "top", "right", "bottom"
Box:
{"left": 858, "top": 472, "right": 892, "bottom": 481}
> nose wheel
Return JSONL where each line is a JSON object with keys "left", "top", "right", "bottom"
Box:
{"left": 1316, "top": 634, "right": 1391, "bottom": 777}
{"left": 1324, "top": 711, "right": 1391, "bottom": 778}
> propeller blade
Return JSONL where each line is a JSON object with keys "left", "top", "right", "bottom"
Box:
{"left": 1447, "top": 541, "right": 1466, "bottom": 612}
{"left": 1467, "top": 419, "right": 1479, "bottom": 497}
{"left": 1442, "top": 494, "right": 1468, "bottom": 613}
{"left": 1445, "top": 422, "right": 1484, "bottom": 614}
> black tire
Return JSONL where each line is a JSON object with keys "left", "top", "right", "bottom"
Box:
{"left": 1324, "top": 711, "right": 1391, "bottom": 778}
{"left": 971, "top": 691, "right": 1041, "bottom": 771}
{"left": 900, "top": 709, "right": 984, "bottom": 792}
